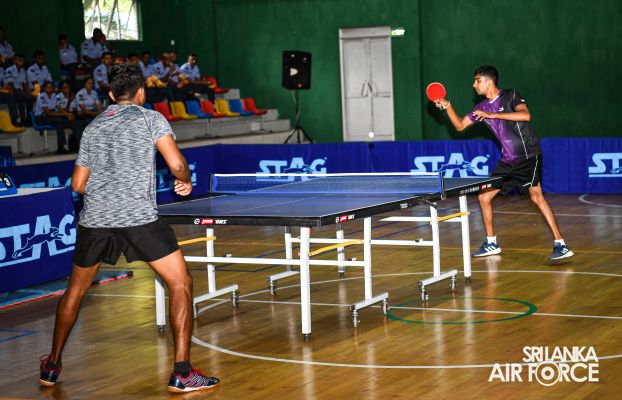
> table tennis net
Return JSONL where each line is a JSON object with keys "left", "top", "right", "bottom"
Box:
{"left": 211, "top": 173, "right": 444, "bottom": 195}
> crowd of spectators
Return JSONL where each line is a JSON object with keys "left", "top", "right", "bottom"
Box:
{"left": 1, "top": 27, "right": 216, "bottom": 154}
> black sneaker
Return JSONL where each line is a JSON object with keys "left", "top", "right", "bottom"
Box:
{"left": 167, "top": 369, "right": 219, "bottom": 393}
{"left": 39, "top": 354, "right": 62, "bottom": 387}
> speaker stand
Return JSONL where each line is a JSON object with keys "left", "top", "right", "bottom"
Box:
{"left": 284, "top": 91, "right": 313, "bottom": 144}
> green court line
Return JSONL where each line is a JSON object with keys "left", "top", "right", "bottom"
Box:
{"left": 385, "top": 297, "right": 537, "bottom": 325}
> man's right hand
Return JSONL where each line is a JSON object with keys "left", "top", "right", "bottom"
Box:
{"left": 434, "top": 99, "right": 451, "bottom": 110}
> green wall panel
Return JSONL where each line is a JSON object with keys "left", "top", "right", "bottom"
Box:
{"left": 4, "top": 0, "right": 621, "bottom": 142}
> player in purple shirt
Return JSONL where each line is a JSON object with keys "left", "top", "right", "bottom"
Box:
{"left": 434, "top": 65, "right": 573, "bottom": 261}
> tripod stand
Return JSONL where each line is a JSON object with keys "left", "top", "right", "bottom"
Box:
{"left": 283, "top": 90, "right": 313, "bottom": 144}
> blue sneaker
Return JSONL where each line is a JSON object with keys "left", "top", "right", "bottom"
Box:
{"left": 473, "top": 240, "right": 501, "bottom": 257}
{"left": 548, "top": 243, "right": 574, "bottom": 261}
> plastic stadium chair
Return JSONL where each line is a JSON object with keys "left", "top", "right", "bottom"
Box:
{"left": 200, "top": 100, "right": 225, "bottom": 118}
{"left": 185, "top": 101, "right": 211, "bottom": 118}
{"left": 153, "top": 102, "right": 182, "bottom": 121}
{"left": 205, "top": 77, "right": 229, "bottom": 94}
{"left": 215, "top": 99, "right": 240, "bottom": 117}
{"left": 243, "top": 98, "right": 268, "bottom": 115}
{"left": 0, "top": 111, "right": 26, "bottom": 133}
{"left": 170, "top": 101, "right": 198, "bottom": 120}
{"left": 0, "top": 112, "right": 26, "bottom": 155}
{"left": 30, "top": 112, "right": 55, "bottom": 152}
{"left": 228, "top": 99, "right": 254, "bottom": 116}
{"left": 143, "top": 103, "right": 153, "bottom": 110}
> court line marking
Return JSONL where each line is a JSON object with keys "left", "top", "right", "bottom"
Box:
{"left": 190, "top": 269, "right": 622, "bottom": 369}
{"left": 578, "top": 194, "right": 622, "bottom": 208}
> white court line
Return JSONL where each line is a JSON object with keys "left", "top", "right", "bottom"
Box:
{"left": 578, "top": 194, "right": 622, "bottom": 208}
{"left": 86, "top": 294, "right": 622, "bottom": 321}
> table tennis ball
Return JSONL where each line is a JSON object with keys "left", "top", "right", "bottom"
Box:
{"left": 368, "top": 131, "right": 375, "bottom": 138}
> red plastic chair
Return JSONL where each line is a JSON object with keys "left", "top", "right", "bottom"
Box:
{"left": 200, "top": 100, "right": 224, "bottom": 117}
{"left": 205, "top": 77, "right": 229, "bottom": 94}
{"left": 153, "top": 102, "right": 182, "bottom": 121}
{"left": 243, "top": 98, "right": 268, "bottom": 115}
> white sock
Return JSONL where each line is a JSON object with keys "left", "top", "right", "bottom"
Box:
{"left": 487, "top": 236, "right": 497, "bottom": 244}
{"left": 555, "top": 239, "right": 566, "bottom": 246}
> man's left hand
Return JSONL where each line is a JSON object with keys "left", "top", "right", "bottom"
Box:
{"left": 472, "top": 110, "right": 495, "bottom": 121}
{"left": 174, "top": 179, "right": 192, "bottom": 196}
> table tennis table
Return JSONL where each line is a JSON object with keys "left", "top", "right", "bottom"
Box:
{"left": 157, "top": 173, "right": 501, "bottom": 338}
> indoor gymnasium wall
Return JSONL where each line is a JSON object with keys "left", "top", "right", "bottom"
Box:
{"left": 4, "top": 0, "right": 621, "bottom": 142}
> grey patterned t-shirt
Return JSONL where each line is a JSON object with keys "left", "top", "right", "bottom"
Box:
{"left": 76, "top": 104, "right": 175, "bottom": 228}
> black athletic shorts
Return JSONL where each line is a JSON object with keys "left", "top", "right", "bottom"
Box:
{"left": 72, "top": 218, "right": 179, "bottom": 267}
{"left": 491, "top": 154, "right": 542, "bottom": 195}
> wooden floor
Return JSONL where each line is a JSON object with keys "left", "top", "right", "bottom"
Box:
{"left": 1, "top": 193, "right": 621, "bottom": 400}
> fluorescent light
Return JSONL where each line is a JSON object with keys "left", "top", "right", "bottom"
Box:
{"left": 391, "top": 27, "right": 405, "bottom": 37}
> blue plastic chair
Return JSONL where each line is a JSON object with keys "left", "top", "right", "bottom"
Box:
{"left": 228, "top": 99, "right": 254, "bottom": 116}
{"left": 143, "top": 103, "right": 153, "bottom": 110}
{"left": 30, "top": 112, "right": 56, "bottom": 152}
{"left": 185, "top": 101, "right": 212, "bottom": 118}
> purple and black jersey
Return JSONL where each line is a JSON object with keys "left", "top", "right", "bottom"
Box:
{"left": 467, "top": 89, "right": 541, "bottom": 164}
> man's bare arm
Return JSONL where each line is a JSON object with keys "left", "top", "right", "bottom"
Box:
{"left": 156, "top": 134, "right": 192, "bottom": 196}
{"left": 472, "top": 103, "right": 530, "bottom": 122}
{"left": 71, "top": 164, "right": 90, "bottom": 194}
{"left": 434, "top": 99, "right": 474, "bottom": 132}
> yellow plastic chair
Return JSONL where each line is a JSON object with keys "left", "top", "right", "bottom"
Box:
{"left": 0, "top": 111, "right": 26, "bottom": 154}
{"left": 0, "top": 111, "right": 25, "bottom": 133}
{"left": 170, "top": 101, "right": 198, "bottom": 120}
{"left": 215, "top": 99, "right": 240, "bottom": 117}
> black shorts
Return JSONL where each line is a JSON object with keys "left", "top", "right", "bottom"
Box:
{"left": 491, "top": 154, "right": 542, "bottom": 195}
{"left": 72, "top": 218, "right": 179, "bottom": 267}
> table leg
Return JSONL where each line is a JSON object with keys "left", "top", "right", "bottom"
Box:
{"left": 459, "top": 195, "right": 472, "bottom": 280}
{"left": 299, "top": 226, "right": 312, "bottom": 339}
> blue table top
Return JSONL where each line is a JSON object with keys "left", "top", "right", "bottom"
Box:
{"left": 158, "top": 176, "right": 501, "bottom": 227}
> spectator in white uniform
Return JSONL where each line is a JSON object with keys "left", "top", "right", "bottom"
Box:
{"left": 93, "top": 52, "right": 112, "bottom": 96}
{"left": 3, "top": 54, "right": 32, "bottom": 125}
{"left": 59, "top": 34, "right": 79, "bottom": 83}
{"left": 26, "top": 50, "right": 53, "bottom": 92}
{"left": 80, "top": 28, "right": 109, "bottom": 65}
{"left": 0, "top": 26, "right": 15, "bottom": 67}
{"left": 179, "top": 53, "right": 214, "bottom": 101}
{"left": 34, "top": 81, "right": 83, "bottom": 154}
{"left": 75, "top": 77, "right": 103, "bottom": 120}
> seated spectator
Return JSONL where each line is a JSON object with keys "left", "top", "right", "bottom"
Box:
{"left": 0, "top": 27, "right": 15, "bottom": 67}
{"left": 58, "top": 34, "right": 79, "bottom": 83}
{"left": 75, "top": 77, "right": 103, "bottom": 120}
{"left": 56, "top": 81, "right": 77, "bottom": 115}
{"left": 140, "top": 51, "right": 165, "bottom": 88}
{"left": 180, "top": 53, "right": 215, "bottom": 101}
{"left": 127, "top": 52, "right": 140, "bottom": 65}
{"left": 26, "top": 50, "right": 53, "bottom": 94}
{"left": 34, "top": 81, "right": 83, "bottom": 154}
{"left": 140, "top": 51, "right": 167, "bottom": 103}
{"left": 93, "top": 52, "right": 112, "bottom": 96}
{"left": 0, "top": 64, "right": 20, "bottom": 126}
{"left": 80, "top": 28, "right": 108, "bottom": 66}
{"left": 3, "top": 54, "right": 32, "bottom": 126}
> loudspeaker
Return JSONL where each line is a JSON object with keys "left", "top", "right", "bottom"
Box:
{"left": 282, "top": 50, "right": 311, "bottom": 90}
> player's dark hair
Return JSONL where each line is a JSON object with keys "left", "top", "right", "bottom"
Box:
{"left": 42, "top": 80, "right": 54, "bottom": 89}
{"left": 188, "top": 53, "right": 197, "bottom": 59}
{"left": 108, "top": 62, "right": 144, "bottom": 100}
{"left": 474, "top": 65, "right": 498, "bottom": 86}
{"left": 101, "top": 51, "right": 112, "bottom": 59}
{"left": 128, "top": 52, "right": 138, "bottom": 59}
{"left": 33, "top": 50, "right": 44, "bottom": 58}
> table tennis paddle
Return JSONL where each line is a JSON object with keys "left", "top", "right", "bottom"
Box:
{"left": 426, "top": 82, "right": 446, "bottom": 102}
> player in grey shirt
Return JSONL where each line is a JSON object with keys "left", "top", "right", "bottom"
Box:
{"left": 39, "top": 63, "right": 219, "bottom": 393}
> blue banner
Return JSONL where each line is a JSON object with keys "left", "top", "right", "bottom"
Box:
{"left": 3, "top": 139, "right": 620, "bottom": 198}
{"left": 0, "top": 188, "right": 76, "bottom": 293}
{"left": 541, "top": 138, "right": 622, "bottom": 194}
{"left": 0, "top": 146, "right": 15, "bottom": 168}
